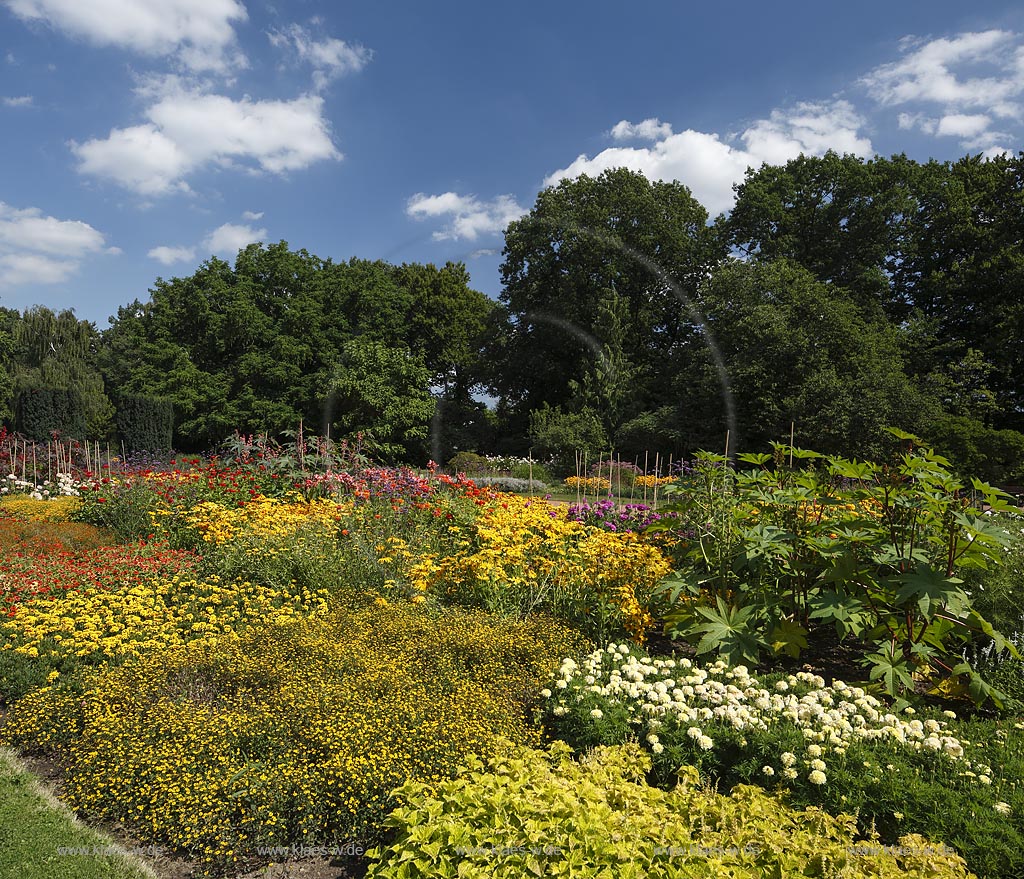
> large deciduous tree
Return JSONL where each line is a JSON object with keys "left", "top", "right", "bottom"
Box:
{"left": 656, "top": 259, "right": 934, "bottom": 459}
{"left": 100, "top": 242, "right": 490, "bottom": 455}
{"left": 495, "top": 167, "right": 724, "bottom": 447}
{"left": 324, "top": 339, "right": 435, "bottom": 462}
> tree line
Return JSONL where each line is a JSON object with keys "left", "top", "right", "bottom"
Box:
{"left": 1, "top": 149, "right": 1023, "bottom": 479}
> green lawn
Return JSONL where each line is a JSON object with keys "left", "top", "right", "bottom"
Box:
{"left": 0, "top": 748, "right": 158, "bottom": 879}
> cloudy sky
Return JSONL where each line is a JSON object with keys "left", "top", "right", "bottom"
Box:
{"left": 1, "top": 0, "right": 1022, "bottom": 326}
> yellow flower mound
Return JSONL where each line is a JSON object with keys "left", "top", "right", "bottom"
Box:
{"left": 1, "top": 603, "right": 587, "bottom": 872}
{"left": 1, "top": 575, "right": 331, "bottom": 662}
{"left": 411, "top": 495, "right": 670, "bottom": 642}
{"left": 563, "top": 475, "right": 611, "bottom": 491}
{"left": 0, "top": 495, "right": 82, "bottom": 522}
{"left": 634, "top": 474, "right": 676, "bottom": 487}
{"left": 183, "top": 496, "right": 349, "bottom": 543}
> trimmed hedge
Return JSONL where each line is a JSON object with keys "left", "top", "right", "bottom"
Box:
{"left": 116, "top": 395, "right": 173, "bottom": 453}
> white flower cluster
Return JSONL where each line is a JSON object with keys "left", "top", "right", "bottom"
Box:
{"left": 1, "top": 472, "right": 81, "bottom": 499}
{"left": 544, "top": 645, "right": 968, "bottom": 773}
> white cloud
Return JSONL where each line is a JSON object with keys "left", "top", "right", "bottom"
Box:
{"left": 406, "top": 192, "right": 526, "bottom": 241}
{"left": 3, "top": 0, "right": 248, "bottom": 72}
{"left": 71, "top": 82, "right": 341, "bottom": 195}
{"left": 862, "top": 31, "right": 1024, "bottom": 152}
{"left": 0, "top": 252, "right": 77, "bottom": 285}
{"left": 2, "top": 95, "right": 33, "bottom": 107}
{"left": 268, "top": 22, "right": 372, "bottom": 90}
{"left": 72, "top": 123, "right": 192, "bottom": 196}
{"left": 241, "top": 210, "right": 263, "bottom": 221}
{"left": 0, "top": 202, "right": 107, "bottom": 286}
{"left": 936, "top": 113, "right": 992, "bottom": 138}
{"left": 544, "top": 100, "right": 871, "bottom": 216}
{"left": 203, "top": 222, "right": 267, "bottom": 255}
{"left": 610, "top": 118, "right": 674, "bottom": 141}
{"left": 862, "top": 31, "right": 1024, "bottom": 115}
{"left": 147, "top": 244, "right": 196, "bottom": 265}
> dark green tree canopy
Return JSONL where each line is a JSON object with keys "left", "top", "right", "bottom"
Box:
{"left": 496, "top": 167, "right": 724, "bottom": 433}
{"left": 6, "top": 306, "right": 112, "bottom": 439}
{"left": 724, "top": 151, "right": 1024, "bottom": 432}
{"left": 99, "top": 242, "right": 491, "bottom": 453}
{"left": 681, "top": 258, "right": 932, "bottom": 458}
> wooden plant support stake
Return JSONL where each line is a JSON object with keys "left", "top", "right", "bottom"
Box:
{"left": 643, "top": 450, "right": 649, "bottom": 506}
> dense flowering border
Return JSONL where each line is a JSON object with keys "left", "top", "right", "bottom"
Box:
{"left": 541, "top": 646, "right": 972, "bottom": 784}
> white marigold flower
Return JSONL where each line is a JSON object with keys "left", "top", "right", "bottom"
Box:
{"left": 994, "top": 802, "right": 1012, "bottom": 816}
{"left": 810, "top": 759, "right": 826, "bottom": 772}
{"left": 698, "top": 735, "right": 714, "bottom": 750}
{"left": 555, "top": 680, "right": 568, "bottom": 689}
{"left": 808, "top": 769, "right": 827, "bottom": 785}
{"left": 807, "top": 744, "right": 823, "bottom": 757}
{"left": 590, "top": 709, "right": 603, "bottom": 719}
{"left": 540, "top": 688, "right": 552, "bottom": 699}
{"left": 782, "top": 768, "right": 798, "bottom": 780}
{"left": 647, "top": 734, "right": 660, "bottom": 745}
{"left": 943, "top": 709, "right": 957, "bottom": 719}
{"left": 775, "top": 681, "right": 789, "bottom": 692}
{"left": 553, "top": 706, "right": 567, "bottom": 716}
{"left": 687, "top": 727, "right": 703, "bottom": 740}
{"left": 762, "top": 765, "right": 775, "bottom": 776}
{"left": 780, "top": 752, "right": 796, "bottom": 767}
{"left": 651, "top": 742, "right": 664, "bottom": 754}
{"left": 979, "top": 775, "right": 992, "bottom": 785}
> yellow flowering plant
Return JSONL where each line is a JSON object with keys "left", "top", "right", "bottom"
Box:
{"left": 411, "top": 495, "right": 670, "bottom": 642}
{"left": 1, "top": 603, "right": 587, "bottom": 873}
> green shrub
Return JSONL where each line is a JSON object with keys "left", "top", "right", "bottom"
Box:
{"left": 445, "top": 451, "right": 490, "bottom": 475}
{"left": 654, "top": 438, "right": 1020, "bottom": 704}
{"left": 71, "top": 478, "right": 163, "bottom": 543}
{"left": 539, "top": 647, "right": 1024, "bottom": 879}
{"left": 510, "top": 461, "right": 554, "bottom": 484}
{"left": 528, "top": 404, "right": 608, "bottom": 475}
{"left": 963, "top": 513, "right": 1024, "bottom": 638}
{"left": 116, "top": 395, "right": 173, "bottom": 454}
{"left": 15, "top": 387, "right": 86, "bottom": 442}
{"left": 923, "top": 414, "right": 1024, "bottom": 484}
{"left": 366, "top": 741, "right": 973, "bottom": 879}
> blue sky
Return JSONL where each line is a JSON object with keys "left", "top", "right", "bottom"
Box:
{"left": 1, "top": 0, "right": 1022, "bottom": 327}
